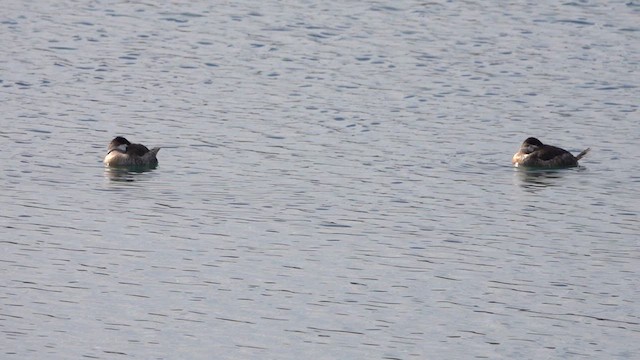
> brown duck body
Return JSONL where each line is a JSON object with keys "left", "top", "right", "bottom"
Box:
{"left": 512, "top": 137, "right": 589, "bottom": 168}
{"left": 104, "top": 136, "right": 160, "bottom": 167}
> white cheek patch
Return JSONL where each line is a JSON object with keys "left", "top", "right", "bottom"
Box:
{"left": 117, "top": 144, "right": 128, "bottom": 152}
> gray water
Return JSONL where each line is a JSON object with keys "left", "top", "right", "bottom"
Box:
{"left": 1, "top": 1, "right": 639, "bottom": 359}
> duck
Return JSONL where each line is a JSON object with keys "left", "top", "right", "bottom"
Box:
{"left": 104, "top": 136, "right": 160, "bottom": 167}
{"left": 512, "top": 137, "right": 590, "bottom": 168}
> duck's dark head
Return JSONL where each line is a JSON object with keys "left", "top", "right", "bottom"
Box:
{"left": 520, "top": 137, "right": 544, "bottom": 154}
{"left": 108, "top": 136, "right": 131, "bottom": 153}
{"left": 523, "top": 137, "right": 543, "bottom": 147}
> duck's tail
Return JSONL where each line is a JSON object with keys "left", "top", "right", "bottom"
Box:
{"left": 575, "top": 148, "right": 590, "bottom": 160}
{"left": 142, "top": 147, "right": 160, "bottom": 166}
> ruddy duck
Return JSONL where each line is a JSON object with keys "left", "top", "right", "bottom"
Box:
{"left": 512, "top": 137, "right": 590, "bottom": 168}
{"left": 104, "top": 136, "right": 160, "bottom": 167}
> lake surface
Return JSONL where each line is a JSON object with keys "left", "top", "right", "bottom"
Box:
{"left": 1, "top": 0, "right": 639, "bottom": 359}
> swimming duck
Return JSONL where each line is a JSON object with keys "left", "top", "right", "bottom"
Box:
{"left": 104, "top": 136, "right": 160, "bottom": 167}
{"left": 512, "top": 137, "right": 590, "bottom": 168}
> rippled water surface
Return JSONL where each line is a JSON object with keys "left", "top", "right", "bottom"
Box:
{"left": 2, "top": 1, "right": 639, "bottom": 359}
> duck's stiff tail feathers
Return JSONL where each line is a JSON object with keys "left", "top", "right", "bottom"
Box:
{"left": 576, "top": 148, "right": 590, "bottom": 161}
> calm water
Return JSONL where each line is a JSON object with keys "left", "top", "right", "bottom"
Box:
{"left": 2, "top": 0, "right": 639, "bottom": 359}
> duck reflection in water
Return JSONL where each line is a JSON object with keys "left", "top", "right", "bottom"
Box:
{"left": 515, "top": 166, "right": 590, "bottom": 194}
{"left": 104, "top": 166, "right": 157, "bottom": 182}
{"left": 517, "top": 168, "right": 564, "bottom": 187}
